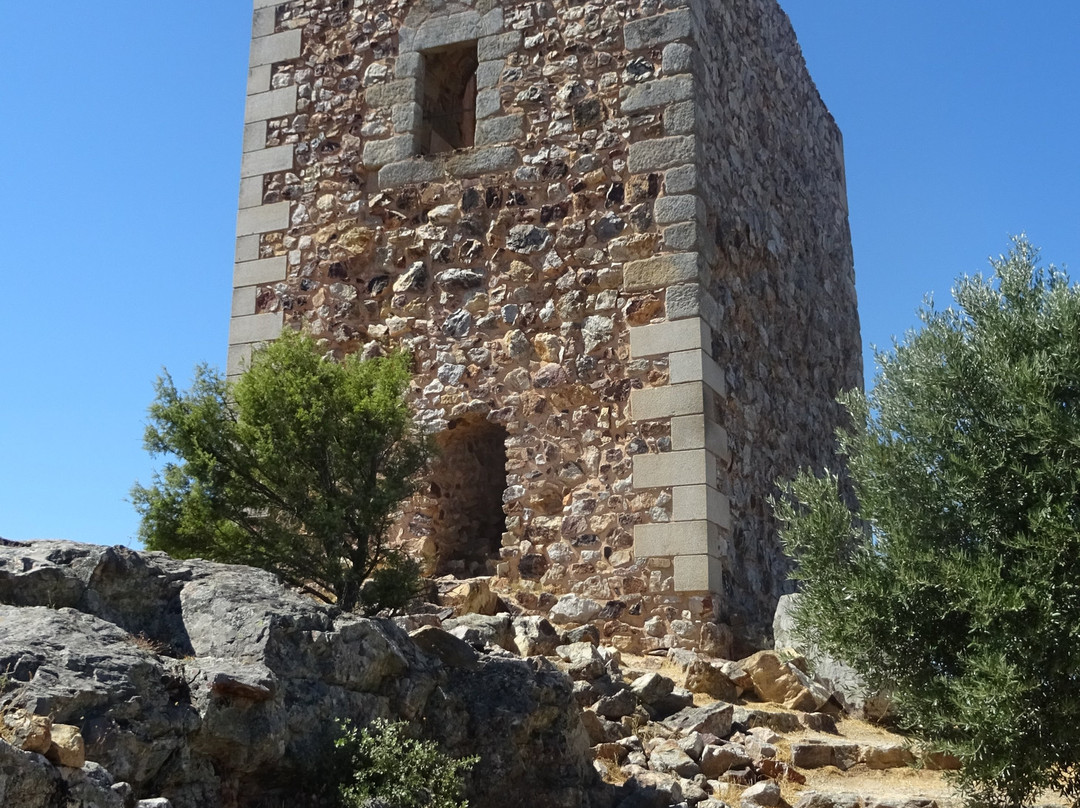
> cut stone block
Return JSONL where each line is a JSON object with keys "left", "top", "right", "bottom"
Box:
{"left": 672, "top": 485, "right": 731, "bottom": 529}
{"left": 634, "top": 520, "right": 723, "bottom": 558}
{"left": 623, "top": 8, "right": 692, "bottom": 50}
{"left": 240, "top": 144, "right": 294, "bottom": 177}
{"left": 673, "top": 553, "right": 723, "bottom": 592}
{"left": 630, "top": 383, "right": 706, "bottom": 421}
{"left": 229, "top": 311, "right": 284, "bottom": 344}
{"left": 629, "top": 318, "right": 709, "bottom": 359}
{"left": 234, "top": 257, "right": 287, "bottom": 287}
{"left": 244, "top": 86, "right": 297, "bottom": 123}
{"left": 249, "top": 29, "right": 302, "bottom": 67}
{"left": 633, "top": 449, "right": 718, "bottom": 489}
{"left": 668, "top": 349, "right": 726, "bottom": 393}
{"left": 671, "top": 415, "right": 729, "bottom": 458}
{"left": 236, "top": 202, "right": 290, "bottom": 237}
{"left": 624, "top": 253, "right": 699, "bottom": 291}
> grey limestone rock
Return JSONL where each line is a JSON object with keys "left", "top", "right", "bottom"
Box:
{"left": 773, "top": 594, "right": 892, "bottom": 720}
{"left": 0, "top": 540, "right": 605, "bottom": 808}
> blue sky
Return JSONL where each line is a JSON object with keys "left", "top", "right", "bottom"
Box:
{"left": 1, "top": 1, "right": 1077, "bottom": 546}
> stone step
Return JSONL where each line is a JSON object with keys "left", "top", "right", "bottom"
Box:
{"left": 794, "top": 791, "right": 941, "bottom": 808}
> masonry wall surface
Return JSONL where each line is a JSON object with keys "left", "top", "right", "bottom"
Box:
{"left": 229, "top": 0, "right": 861, "bottom": 651}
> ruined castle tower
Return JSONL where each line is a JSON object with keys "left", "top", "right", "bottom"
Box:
{"left": 228, "top": 0, "right": 861, "bottom": 649}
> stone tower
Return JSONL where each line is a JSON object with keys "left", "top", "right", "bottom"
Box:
{"left": 228, "top": 0, "right": 861, "bottom": 650}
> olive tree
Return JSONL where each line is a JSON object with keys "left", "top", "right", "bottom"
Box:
{"left": 778, "top": 239, "right": 1080, "bottom": 807}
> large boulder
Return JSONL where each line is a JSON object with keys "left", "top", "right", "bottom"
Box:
{"left": 773, "top": 594, "right": 892, "bottom": 720}
{"left": 740, "top": 650, "right": 836, "bottom": 713}
{"left": 0, "top": 540, "right": 607, "bottom": 808}
{"left": 0, "top": 739, "right": 123, "bottom": 808}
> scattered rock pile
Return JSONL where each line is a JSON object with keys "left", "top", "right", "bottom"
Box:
{"left": 1, "top": 542, "right": 957, "bottom": 808}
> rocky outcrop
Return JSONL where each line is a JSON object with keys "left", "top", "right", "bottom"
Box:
{"left": 0, "top": 541, "right": 604, "bottom": 808}
{"left": 773, "top": 594, "right": 892, "bottom": 720}
{"left": 1, "top": 540, "right": 959, "bottom": 808}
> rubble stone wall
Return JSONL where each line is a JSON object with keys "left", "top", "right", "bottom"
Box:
{"left": 692, "top": 0, "right": 862, "bottom": 641}
{"left": 227, "top": 0, "right": 861, "bottom": 650}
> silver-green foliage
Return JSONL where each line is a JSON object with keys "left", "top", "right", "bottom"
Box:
{"left": 335, "top": 719, "right": 478, "bottom": 808}
{"left": 132, "top": 330, "right": 430, "bottom": 613}
{"left": 777, "top": 239, "right": 1080, "bottom": 807}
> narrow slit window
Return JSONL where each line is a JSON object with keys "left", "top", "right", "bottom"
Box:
{"left": 422, "top": 41, "right": 478, "bottom": 154}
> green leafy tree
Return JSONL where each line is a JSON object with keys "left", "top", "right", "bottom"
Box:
{"left": 334, "top": 719, "right": 478, "bottom": 808}
{"left": 777, "top": 239, "right": 1080, "bottom": 807}
{"left": 132, "top": 330, "right": 430, "bottom": 612}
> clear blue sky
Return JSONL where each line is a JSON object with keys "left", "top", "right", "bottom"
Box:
{"left": 1, "top": 2, "right": 1077, "bottom": 546}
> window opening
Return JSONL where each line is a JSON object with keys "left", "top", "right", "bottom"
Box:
{"left": 421, "top": 42, "right": 478, "bottom": 154}
{"left": 428, "top": 415, "right": 508, "bottom": 576}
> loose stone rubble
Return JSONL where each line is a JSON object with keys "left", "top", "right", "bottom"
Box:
{"left": 227, "top": 0, "right": 863, "bottom": 652}
{"left": 1, "top": 541, "right": 969, "bottom": 808}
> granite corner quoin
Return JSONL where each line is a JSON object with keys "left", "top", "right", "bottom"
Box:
{"left": 227, "top": 0, "right": 862, "bottom": 651}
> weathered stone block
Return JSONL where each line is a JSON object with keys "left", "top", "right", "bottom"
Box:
{"left": 475, "top": 114, "right": 524, "bottom": 147}
{"left": 663, "top": 100, "right": 696, "bottom": 135}
{"left": 634, "top": 520, "right": 722, "bottom": 558}
{"left": 229, "top": 311, "right": 283, "bottom": 344}
{"left": 242, "top": 121, "right": 267, "bottom": 153}
{"left": 662, "top": 222, "right": 699, "bottom": 252}
{"left": 249, "top": 29, "right": 302, "bottom": 67}
{"left": 395, "top": 51, "right": 424, "bottom": 79}
{"left": 447, "top": 146, "right": 518, "bottom": 176}
{"left": 475, "top": 60, "right": 504, "bottom": 90}
{"left": 244, "top": 86, "right": 296, "bottom": 123}
{"left": 238, "top": 176, "right": 263, "bottom": 209}
{"left": 240, "top": 144, "right": 294, "bottom": 177}
{"left": 628, "top": 135, "right": 696, "bottom": 173}
{"left": 668, "top": 348, "right": 726, "bottom": 393}
{"left": 630, "top": 384, "right": 705, "bottom": 421}
{"left": 247, "top": 64, "right": 271, "bottom": 95}
{"left": 621, "top": 75, "right": 694, "bottom": 114}
{"left": 664, "top": 163, "right": 698, "bottom": 193}
{"left": 392, "top": 102, "right": 423, "bottom": 132}
{"left": 623, "top": 252, "right": 700, "bottom": 291}
{"left": 236, "top": 201, "right": 290, "bottom": 236}
{"left": 366, "top": 80, "right": 421, "bottom": 108}
{"left": 404, "top": 11, "right": 482, "bottom": 52}
{"left": 624, "top": 8, "right": 692, "bottom": 50}
{"left": 228, "top": 343, "right": 253, "bottom": 377}
{"left": 633, "top": 449, "right": 718, "bottom": 489}
{"left": 235, "top": 234, "right": 259, "bottom": 262}
{"left": 629, "top": 318, "right": 708, "bottom": 358}
{"left": 379, "top": 158, "right": 444, "bottom": 186}
{"left": 666, "top": 281, "right": 713, "bottom": 320}
{"left": 232, "top": 286, "right": 256, "bottom": 318}
{"left": 475, "top": 87, "right": 502, "bottom": 119}
{"left": 673, "top": 554, "right": 723, "bottom": 592}
{"left": 672, "top": 484, "right": 731, "bottom": 529}
{"left": 662, "top": 42, "right": 694, "bottom": 74}
{"left": 479, "top": 7, "right": 503, "bottom": 36}
{"left": 479, "top": 31, "right": 522, "bottom": 60}
{"left": 654, "top": 194, "right": 704, "bottom": 226}
{"left": 234, "top": 257, "right": 287, "bottom": 287}
{"left": 363, "top": 135, "right": 416, "bottom": 167}
{"left": 671, "top": 415, "right": 728, "bottom": 457}
{"left": 252, "top": 6, "right": 275, "bottom": 38}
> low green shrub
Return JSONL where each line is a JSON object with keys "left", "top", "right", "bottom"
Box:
{"left": 334, "top": 718, "right": 478, "bottom": 808}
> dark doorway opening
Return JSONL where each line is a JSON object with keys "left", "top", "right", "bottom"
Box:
{"left": 429, "top": 415, "right": 508, "bottom": 576}
{"left": 421, "top": 42, "right": 478, "bottom": 154}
